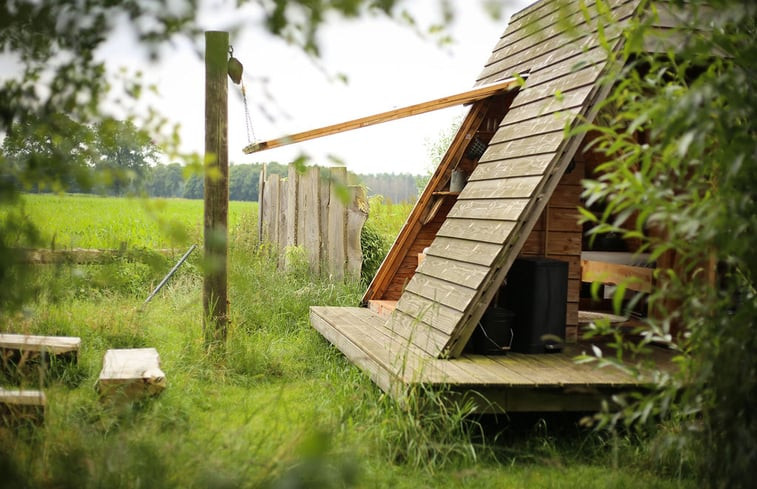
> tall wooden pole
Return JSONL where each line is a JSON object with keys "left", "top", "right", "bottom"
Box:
{"left": 203, "top": 31, "right": 229, "bottom": 343}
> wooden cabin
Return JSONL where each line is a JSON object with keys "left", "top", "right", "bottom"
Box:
{"left": 310, "top": 0, "right": 700, "bottom": 412}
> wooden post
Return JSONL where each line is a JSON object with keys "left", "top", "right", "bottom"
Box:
{"left": 203, "top": 31, "right": 229, "bottom": 342}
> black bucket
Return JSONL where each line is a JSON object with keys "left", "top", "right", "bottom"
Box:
{"left": 471, "top": 307, "right": 515, "bottom": 355}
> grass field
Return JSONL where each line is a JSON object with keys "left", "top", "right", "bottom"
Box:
{"left": 11, "top": 193, "right": 256, "bottom": 249}
{"left": 0, "top": 194, "right": 694, "bottom": 488}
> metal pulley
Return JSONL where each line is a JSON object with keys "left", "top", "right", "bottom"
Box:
{"left": 227, "top": 46, "right": 243, "bottom": 84}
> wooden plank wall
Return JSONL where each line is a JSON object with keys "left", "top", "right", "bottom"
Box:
{"left": 519, "top": 158, "right": 584, "bottom": 343}
{"left": 258, "top": 164, "right": 369, "bottom": 279}
{"left": 389, "top": 0, "right": 640, "bottom": 358}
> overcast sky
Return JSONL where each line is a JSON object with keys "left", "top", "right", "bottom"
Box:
{"left": 100, "top": 0, "right": 532, "bottom": 175}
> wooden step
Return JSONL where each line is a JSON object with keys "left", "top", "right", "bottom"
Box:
{"left": 97, "top": 348, "right": 166, "bottom": 400}
{"left": 367, "top": 300, "right": 397, "bottom": 318}
{"left": 0, "top": 388, "right": 46, "bottom": 425}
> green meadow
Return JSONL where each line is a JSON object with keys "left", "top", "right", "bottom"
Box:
{"left": 12, "top": 193, "right": 255, "bottom": 249}
{"left": 0, "top": 193, "right": 694, "bottom": 488}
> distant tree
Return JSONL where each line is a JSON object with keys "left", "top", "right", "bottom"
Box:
{"left": 357, "top": 172, "right": 420, "bottom": 203}
{"left": 229, "top": 164, "right": 258, "bottom": 201}
{"left": 1, "top": 113, "right": 96, "bottom": 194}
{"left": 145, "top": 162, "right": 185, "bottom": 198}
{"left": 183, "top": 173, "right": 204, "bottom": 200}
{"left": 93, "top": 119, "right": 158, "bottom": 195}
{"left": 418, "top": 116, "right": 462, "bottom": 193}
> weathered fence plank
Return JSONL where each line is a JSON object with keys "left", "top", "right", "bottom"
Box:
{"left": 286, "top": 165, "right": 299, "bottom": 248}
{"left": 303, "top": 166, "right": 321, "bottom": 267}
{"left": 258, "top": 164, "right": 368, "bottom": 279}
{"left": 328, "top": 167, "right": 348, "bottom": 279}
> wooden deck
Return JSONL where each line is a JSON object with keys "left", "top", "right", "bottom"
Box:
{"left": 311, "top": 306, "right": 674, "bottom": 412}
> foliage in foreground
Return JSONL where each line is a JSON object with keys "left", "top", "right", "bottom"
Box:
{"left": 0, "top": 250, "right": 694, "bottom": 489}
{"left": 575, "top": 1, "right": 757, "bottom": 486}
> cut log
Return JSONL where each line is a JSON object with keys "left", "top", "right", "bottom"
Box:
{"left": 0, "top": 388, "right": 46, "bottom": 425}
{"left": 97, "top": 348, "right": 166, "bottom": 400}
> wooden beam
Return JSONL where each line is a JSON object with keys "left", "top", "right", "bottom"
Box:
{"left": 581, "top": 259, "right": 654, "bottom": 293}
{"left": 203, "top": 31, "right": 230, "bottom": 342}
{"left": 243, "top": 76, "right": 524, "bottom": 154}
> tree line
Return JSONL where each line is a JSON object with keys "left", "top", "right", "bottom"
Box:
{"left": 2, "top": 115, "right": 422, "bottom": 202}
{"left": 157, "top": 164, "right": 421, "bottom": 202}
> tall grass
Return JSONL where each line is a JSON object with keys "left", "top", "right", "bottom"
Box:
{"left": 0, "top": 194, "right": 695, "bottom": 488}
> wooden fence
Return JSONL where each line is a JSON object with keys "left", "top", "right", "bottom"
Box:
{"left": 258, "top": 165, "right": 368, "bottom": 279}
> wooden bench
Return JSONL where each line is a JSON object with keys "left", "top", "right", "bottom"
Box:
{"left": 0, "top": 333, "right": 81, "bottom": 373}
{"left": 0, "top": 388, "right": 46, "bottom": 425}
{"left": 97, "top": 348, "right": 166, "bottom": 400}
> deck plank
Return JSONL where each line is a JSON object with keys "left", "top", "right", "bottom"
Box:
{"left": 310, "top": 306, "right": 674, "bottom": 411}
{"left": 326, "top": 307, "right": 447, "bottom": 383}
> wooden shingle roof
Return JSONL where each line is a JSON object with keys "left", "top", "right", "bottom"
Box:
{"left": 386, "top": 0, "right": 641, "bottom": 358}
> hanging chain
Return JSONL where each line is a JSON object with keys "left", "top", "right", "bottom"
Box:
{"left": 228, "top": 44, "right": 257, "bottom": 145}
{"left": 241, "top": 82, "right": 257, "bottom": 145}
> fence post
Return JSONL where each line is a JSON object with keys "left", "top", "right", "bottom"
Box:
{"left": 203, "top": 30, "right": 229, "bottom": 343}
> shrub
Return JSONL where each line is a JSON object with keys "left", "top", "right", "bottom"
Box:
{"left": 360, "top": 222, "right": 389, "bottom": 287}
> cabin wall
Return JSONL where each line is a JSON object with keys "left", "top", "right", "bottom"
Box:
{"left": 518, "top": 158, "right": 585, "bottom": 343}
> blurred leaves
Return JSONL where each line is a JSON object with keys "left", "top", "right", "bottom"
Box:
{"left": 574, "top": 0, "right": 757, "bottom": 486}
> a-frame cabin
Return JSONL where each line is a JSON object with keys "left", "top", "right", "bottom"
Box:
{"left": 310, "top": 0, "right": 696, "bottom": 411}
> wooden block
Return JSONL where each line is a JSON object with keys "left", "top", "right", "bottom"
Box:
{"left": 97, "top": 348, "right": 166, "bottom": 400}
{"left": 0, "top": 388, "right": 46, "bottom": 425}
